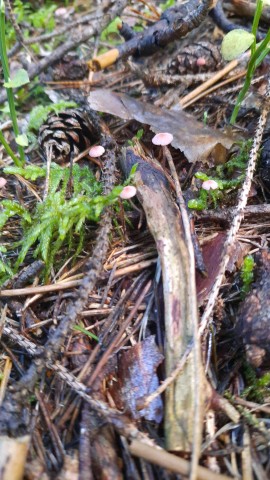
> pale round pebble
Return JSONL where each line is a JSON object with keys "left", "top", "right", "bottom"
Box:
{"left": 120, "top": 185, "right": 137, "bottom": 199}
{"left": 0, "top": 177, "right": 7, "bottom": 188}
{"left": 152, "top": 132, "right": 173, "bottom": 146}
{"left": 89, "top": 145, "right": 105, "bottom": 158}
{"left": 202, "top": 179, "right": 219, "bottom": 191}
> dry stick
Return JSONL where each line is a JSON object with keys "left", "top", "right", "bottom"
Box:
{"left": 0, "top": 259, "right": 157, "bottom": 297}
{"left": 121, "top": 148, "right": 203, "bottom": 454}
{"left": 182, "top": 70, "right": 247, "bottom": 109}
{"left": 142, "top": 75, "right": 270, "bottom": 411}
{"left": 87, "top": 280, "right": 152, "bottom": 386}
{"left": 89, "top": 0, "right": 212, "bottom": 70}
{"left": 129, "top": 439, "right": 232, "bottom": 480}
{"left": 164, "top": 146, "right": 202, "bottom": 480}
{"left": 179, "top": 59, "right": 239, "bottom": 107}
{"left": 0, "top": 0, "right": 128, "bottom": 105}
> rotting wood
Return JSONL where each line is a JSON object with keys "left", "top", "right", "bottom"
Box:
{"left": 120, "top": 147, "right": 206, "bottom": 453}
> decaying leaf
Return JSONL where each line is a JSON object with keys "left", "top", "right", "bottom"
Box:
{"left": 196, "top": 233, "right": 250, "bottom": 306}
{"left": 109, "top": 335, "right": 163, "bottom": 422}
{"left": 88, "top": 89, "right": 235, "bottom": 163}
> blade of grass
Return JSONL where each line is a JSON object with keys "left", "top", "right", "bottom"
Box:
{"left": 231, "top": 27, "right": 270, "bottom": 124}
{"left": 73, "top": 324, "right": 99, "bottom": 342}
{"left": 251, "top": 0, "right": 263, "bottom": 55}
{"left": 0, "top": 0, "right": 25, "bottom": 166}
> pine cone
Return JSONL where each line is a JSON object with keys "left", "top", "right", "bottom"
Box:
{"left": 167, "top": 41, "right": 222, "bottom": 75}
{"left": 38, "top": 109, "right": 98, "bottom": 163}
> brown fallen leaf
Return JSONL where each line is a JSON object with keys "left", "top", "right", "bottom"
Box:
{"left": 196, "top": 233, "right": 250, "bottom": 305}
{"left": 88, "top": 89, "right": 235, "bottom": 163}
{"left": 109, "top": 335, "right": 163, "bottom": 423}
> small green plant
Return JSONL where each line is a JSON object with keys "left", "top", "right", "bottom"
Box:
{"left": 0, "top": 164, "right": 124, "bottom": 284}
{"left": 0, "top": 162, "right": 137, "bottom": 284}
{"left": 6, "top": 1, "right": 56, "bottom": 48}
{"left": 188, "top": 141, "right": 251, "bottom": 211}
{"left": 242, "top": 363, "right": 270, "bottom": 402}
{"left": 127, "top": 128, "right": 144, "bottom": 147}
{"left": 100, "top": 16, "right": 122, "bottom": 44}
{"left": 0, "top": 0, "right": 30, "bottom": 166}
{"left": 160, "top": 0, "right": 175, "bottom": 11}
{"left": 221, "top": 0, "right": 270, "bottom": 124}
{"left": 240, "top": 255, "right": 255, "bottom": 296}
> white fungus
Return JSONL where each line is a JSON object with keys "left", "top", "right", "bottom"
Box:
{"left": 0, "top": 177, "right": 7, "bottom": 188}
{"left": 89, "top": 145, "right": 105, "bottom": 158}
{"left": 120, "top": 185, "right": 137, "bottom": 199}
{"left": 202, "top": 179, "right": 219, "bottom": 191}
{"left": 152, "top": 132, "right": 173, "bottom": 146}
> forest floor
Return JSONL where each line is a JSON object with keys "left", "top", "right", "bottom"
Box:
{"left": 1, "top": 0, "right": 270, "bottom": 479}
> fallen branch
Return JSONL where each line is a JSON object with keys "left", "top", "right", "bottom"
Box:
{"left": 0, "top": 0, "right": 128, "bottom": 105}
{"left": 89, "top": 0, "right": 212, "bottom": 70}
{"left": 120, "top": 147, "right": 207, "bottom": 454}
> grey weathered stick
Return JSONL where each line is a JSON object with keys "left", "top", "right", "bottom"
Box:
{"left": 120, "top": 148, "right": 205, "bottom": 452}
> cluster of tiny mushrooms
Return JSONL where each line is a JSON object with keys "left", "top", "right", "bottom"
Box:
{"left": 0, "top": 134, "right": 219, "bottom": 195}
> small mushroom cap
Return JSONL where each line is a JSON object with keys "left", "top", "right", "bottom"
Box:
{"left": 120, "top": 185, "right": 137, "bottom": 199}
{"left": 152, "top": 132, "right": 173, "bottom": 146}
{"left": 89, "top": 145, "right": 105, "bottom": 158}
{"left": 0, "top": 177, "right": 7, "bottom": 188}
{"left": 196, "top": 57, "right": 206, "bottom": 66}
{"left": 55, "top": 7, "right": 69, "bottom": 17}
{"left": 202, "top": 179, "right": 219, "bottom": 191}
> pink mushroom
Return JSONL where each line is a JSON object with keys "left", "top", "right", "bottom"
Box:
{"left": 89, "top": 145, "right": 105, "bottom": 158}
{"left": 202, "top": 179, "right": 219, "bottom": 191}
{"left": 120, "top": 185, "right": 137, "bottom": 199}
{"left": 152, "top": 132, "right": 173, "bottom": 146}
{"left": 196, "top": 57, "right": 206, "bottom": 67}
{"left": 0, "top": 177, "right": 7, "bottom": 188}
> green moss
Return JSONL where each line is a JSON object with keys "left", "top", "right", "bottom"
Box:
{"left": 241, "top": 255, "right": 255, "bottom": 296}
{"left": 241, "top": 363, "right": 270, "bottom": 402}
{"left": 188, "top": 140, "right": 252, "bottom": 211}
{"left": 0, "top": 163, "right": 123, "bottom": 283}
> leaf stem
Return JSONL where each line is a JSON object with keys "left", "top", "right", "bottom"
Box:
{"left": 0, "top": 129, "right": 21, "bottom": 166}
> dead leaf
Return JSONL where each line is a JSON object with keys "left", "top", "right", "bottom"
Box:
{"left": 109, "top": 335, "right": 163, "bottom": 422}
{"left": 196, "top": 233, "right": 250, "bottom": 305}
{"left": 88, "top": 89, "right": 235, "bottom": 163}
{"left": 196, "top": 233, "right": 226, "bottom": 306}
